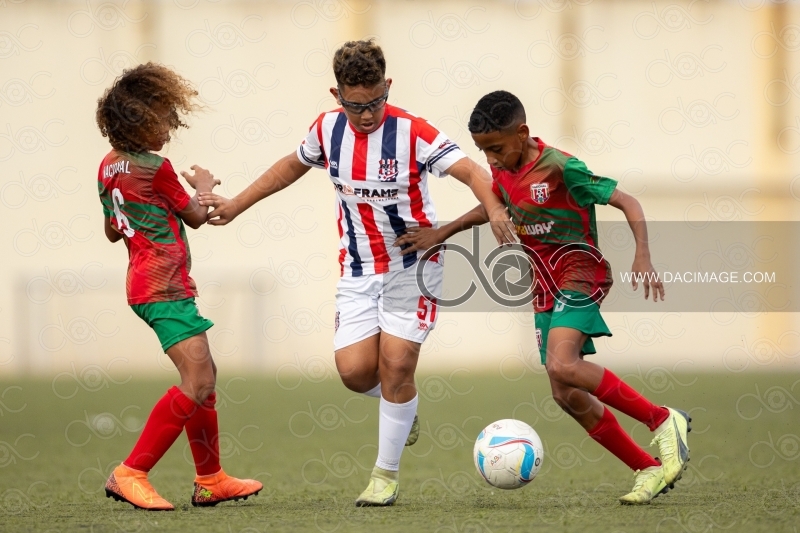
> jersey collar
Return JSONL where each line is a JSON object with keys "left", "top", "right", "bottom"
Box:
{"left": 508, "top": 137, "right": 546, "bottom": 177}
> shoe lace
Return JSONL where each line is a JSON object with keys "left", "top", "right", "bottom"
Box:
{"left": 630, "top": 469, "right": 652, "bottom": 491}
{"left": 651, "top": 428, "right": 676, "bottom": 459}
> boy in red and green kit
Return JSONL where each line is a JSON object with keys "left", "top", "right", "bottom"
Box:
{"left": 397, "top": 90, "right": 691, "bottom": 504}
{"left": 96, "top": 63, "right": 261, "bottom": 510}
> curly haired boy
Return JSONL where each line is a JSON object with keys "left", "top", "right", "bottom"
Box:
{"left": 96, "top": 63, "right": 262, "bottom": 510}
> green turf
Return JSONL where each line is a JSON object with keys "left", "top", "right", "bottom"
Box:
{"left": 0, "top": 371, "right": 798, "bottom": 532}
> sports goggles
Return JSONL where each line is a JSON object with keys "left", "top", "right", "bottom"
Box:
{"left": 337, "top": 86, "right": 389, "bottom": 114}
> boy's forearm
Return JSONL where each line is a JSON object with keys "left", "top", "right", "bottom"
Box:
{"left": 105, "top": 226, "right": 123, "bottom": 242}
{"left": 188, "top": 183, "right": 214, "bottom": 214}
{"left": 181, "top": 179, "right": 218, "bottom": 228}
{"left": 231, "top": 181, "right": 267, "bottom": 215}
{"left": 188, "top": 195, "right": 210, "bottom": 214}
{"left": 619, "top": 195, "right": 651, "bottom": 259}
{"left": 180, "top": 197, "right": 209, "bottom": 228}
{"left": 469, "top": 179, "right": 506, "bottom": 219}
{"left": 447, "top": 158, "right": 505, "bottom": 219}
{"left": 233, "top": 154, "right": 307, "bottom": 215}
{"left": 104, "top": 217, "right": 123, "bottom": 242}
{"left": 437, "top": 205, "right": 489, "bottom": 241}
{"left": 632, "top": 227, "right": 651, "bottom": 259}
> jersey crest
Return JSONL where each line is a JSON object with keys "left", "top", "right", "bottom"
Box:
{"left": 378, "top": 158, "right": 399, "bottom": 182}
{"left": 531, "top": 183, "right": 549, "bottom": 204}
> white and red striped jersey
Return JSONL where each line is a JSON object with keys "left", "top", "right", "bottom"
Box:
{"left": 296, "top": 104, "right": 466, "bottom": 277}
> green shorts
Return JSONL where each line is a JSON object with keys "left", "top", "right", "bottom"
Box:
{"left": 535, "top": 290, "right": 612, "bottom": 365}
{"left": 131, "top": 297, "right": 214, "bottom": 352}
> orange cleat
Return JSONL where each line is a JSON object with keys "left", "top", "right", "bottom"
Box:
{"left": 105, "top": 463, "right": 174, "bottom": 511}
{"left": 191, "top": 470, "right": 263, "bottom": 507}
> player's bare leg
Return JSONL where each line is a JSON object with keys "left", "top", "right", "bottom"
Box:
{"left": 167, "top": 334, "right": 263, "bottom": 507}
{"left": 549, "top": 378, "right": 603, "bottom": 431}
{"left": 106, "top": 334, "right": 218, "bottom": 511}
{"left": 335, "top": 334, "right": 381, "bottom": 393}
{"left": 547, "top": 326, "right": 690, "bottom": 490}
{"left": 351, "top": 332, "right": 421, "bottom": 507}
{"left": 544, "top": 328, "right": 603, "bottom": 391}
{"left": 544, "top": 327, "right": 668, "bottom": 503}
{"left": 335, "top": 334, "right": 420, "bottom": 447}
{"left": 377, "top": 333, "right": 420, "bottom": 403}
{"left": 166, "top": 332, "right": 217, "bottom": 404}
{"left": 106, "top": 337, "right": 218, "bottom": 510}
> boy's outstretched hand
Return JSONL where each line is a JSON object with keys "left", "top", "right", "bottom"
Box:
{"left": 630, "top": 256, "right": 665, "bottom": 302}
{"left": 393, "top": 227, "right": 444, "bottom": 259}
{"left": 180, "top": 165, "right": 220, "bottom": 192}
{"left": 176, "top": 165, "right": 221, "bottom": 229}
{"left": 488, "top": 206, "right": 516, "bottom": 247}
{"left": 198, "top": 193, "right": 238, "bottom": 226}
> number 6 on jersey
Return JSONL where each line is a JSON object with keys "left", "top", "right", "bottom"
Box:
{"left": 112, "top": 187, "right": 135, "bottom": 238}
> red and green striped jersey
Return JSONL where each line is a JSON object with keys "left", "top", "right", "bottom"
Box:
{"left": 97, "top": 150, "right": 197, "bottom": 305}
{"left": 491, "top": 138, "right": 617, "bottom": 312}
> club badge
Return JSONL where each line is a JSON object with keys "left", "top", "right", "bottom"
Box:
{"left": 531, "top": 183, "right": 549, "bottom": 204}
{"left": 378, "top": 158, "right": 399, "bottom": 182}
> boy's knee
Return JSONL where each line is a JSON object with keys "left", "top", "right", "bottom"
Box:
{"left": 546, "top": 358, "right": 579, "bottom": 387}
{"left": 195, "top": 387, "right": 214, "bottom": 404}
{"left": 338, "top": 365, "right": 377, "bottom": 393}
{"left": 380, "top": 345, "right": 418, "bottom": 379}
{"left": 380, "top": 357, "right": 415, "bottom": 381}
{"left": 340, "top": 374, "right": 368, "bottom": 393}
{"left": 186, "top": 372, "right": 216, "bottom": 403}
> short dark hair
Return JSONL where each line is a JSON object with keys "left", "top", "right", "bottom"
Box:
{"left": 332, "top": 39, "right": 386, "bottom": 87}
{"left": 96, "top": 62, "right": 199, "bottom": 152}
{"left": 468, "top": 91, "right": 526, "bottom": 134}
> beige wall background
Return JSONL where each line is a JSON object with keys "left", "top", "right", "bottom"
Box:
{"left": 1, "top": 0, "right": 799, "bottom": 377}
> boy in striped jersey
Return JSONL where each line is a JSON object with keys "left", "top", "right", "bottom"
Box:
{"left": 96, "top": 63, "right": 262, "bottom": 510}
{"left": 398, "top": 91, "right": 692, "bottom": 505}
{"left": 199, "top": 41, "right": 515, "bottom": 506}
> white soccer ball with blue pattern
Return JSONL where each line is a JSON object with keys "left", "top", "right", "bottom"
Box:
{"left": 473, "top": 419, "right": 544, "bottom": 490}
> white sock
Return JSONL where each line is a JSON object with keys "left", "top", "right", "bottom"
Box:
{"left": 375, "top": 394, "right": 418, "bottom": 472}
{"left": 363, "top": 383, "right": 381, "bottom": 398}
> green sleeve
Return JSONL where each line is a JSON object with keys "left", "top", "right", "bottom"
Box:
{"left": 98, "top": 181, "right": 113, "bottom": 218}
{"left": 563, "top": 157, "right": 618, "bottom": 207}
{"left": 99, "top": 196, "right": 113, "bottom": 218}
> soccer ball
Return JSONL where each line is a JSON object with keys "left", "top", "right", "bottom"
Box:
{"left": 473, "top": 419, "right": 544, "bottom": 490}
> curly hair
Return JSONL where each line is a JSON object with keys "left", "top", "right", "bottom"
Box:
{"left": 468, "top": 90, "right": 526, "bottom": 134}
{"left": 96, "top": 62, "right": 199, "bottom": 152}
{"left": 332, "top": 39, "right": 386, "bottom": 87}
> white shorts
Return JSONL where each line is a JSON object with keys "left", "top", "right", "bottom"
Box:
{"left": 333, "top": 256, "right": 444, "bottom": 351}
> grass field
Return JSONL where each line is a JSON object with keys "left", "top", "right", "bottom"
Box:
{"left": 1, "top": 370, "right": 799, "bottom": 532}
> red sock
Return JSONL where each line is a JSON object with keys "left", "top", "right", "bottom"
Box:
{"left": 124, "top": 386, "right": 198, "bottom": 472}
{"left": 589, "top": 407, "right": 660, "bottom": 471}
{"left": 592, "top": 369, "right": 669, "bottom": 431}
{"left": 185, "top": 392, "right": 221, "bottom": 476}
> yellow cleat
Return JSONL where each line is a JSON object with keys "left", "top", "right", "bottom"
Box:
{"left": 191, "top": 469, "right": 263, "bottom": 507}
{"left": 619, "top": 465, "right": 668, "bottom": 505}
{"left": 651, "top": 407, "right": 691, "bottom": 487}
{"left": 105, "top": 463, "right": 174, "bottom": 511}
{"left": 355, "top": 467, "right": 399, "bottom": 507}
{"left": 405, "top": 414, "right": 419, "bottom": 447}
